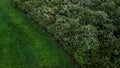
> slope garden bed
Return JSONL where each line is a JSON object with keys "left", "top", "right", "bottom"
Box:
{"left": 13, "top": 0, "right": 120, "bottom": 67}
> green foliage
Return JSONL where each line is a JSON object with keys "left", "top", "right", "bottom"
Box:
{"left": 73, "top": 25, "right": 99, "bottom": 64}
{"left": 13, "top": 0, "right": 120, "bottom": 67}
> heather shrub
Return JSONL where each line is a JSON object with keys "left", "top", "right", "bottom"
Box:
{"left": 13, "top": 0, "right": 120, "bottom": 67}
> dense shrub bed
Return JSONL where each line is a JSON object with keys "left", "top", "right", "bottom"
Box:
{"left": 13, "top": 0, "right": 120, "bottom": 67}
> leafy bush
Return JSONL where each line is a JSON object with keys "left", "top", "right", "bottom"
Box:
{"left": 13, "top": 0, "right": 120, "bottom": 67}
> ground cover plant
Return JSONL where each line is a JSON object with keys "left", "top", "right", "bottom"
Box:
{"left": 12, "top": 0, "right": 120, "bottom": 67}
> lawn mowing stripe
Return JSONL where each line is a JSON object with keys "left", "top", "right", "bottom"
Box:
{"left": 0, "top": 17, "right": 22, "bottom": 68}
{"left": 0, "top": 5, "right": 39, "bottom": 68}
{"left": 8, "top": 23, "right": 39, "bottom": 68}
{"left": 0, "top": 7, "right": 23, "bottom": 68}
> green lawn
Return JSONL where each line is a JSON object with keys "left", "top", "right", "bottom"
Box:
{"left": 0, "top": 0, "right": 77, "bottom": 68}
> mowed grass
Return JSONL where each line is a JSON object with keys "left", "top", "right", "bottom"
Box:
{"left": 0, "top": 0, "right": 77, "bottom": 68}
